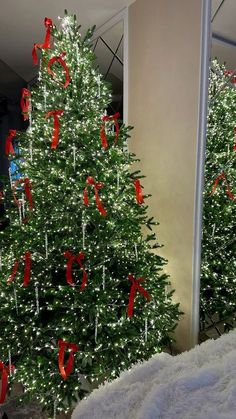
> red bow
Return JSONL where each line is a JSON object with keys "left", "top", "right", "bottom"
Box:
{"left": 83, "top": 176, "right": 107, "bottom": 217}
{"left": 224, "top": 70, "right": 236, "bottom": 84}
{"left": 0, "top": 361, "right": 15, "bottom": 404}
{"left": 20, "top": 88, "right": 31, "bottom": 121}
{"left": 64, "top": 251, "right": 88, "bottom": 290}
{"left": 5, "top": 130, "right": 16, "bottom": 156}
{"left": 47, "top": 52, "right": 71, "bottom": 88}
{"left": 32, "top": 17, "right": 53, "bottom": 65}
{"left": 134, "top": 179, "right": 144, "bottom": 204}
{"left": 45, "top": 110, "right": 64, "bottom": 149}
{"left": 210, "top": 172, "right": 235, "bottom": 201}
{"left": 13, "top": 178, "right": 33, "bottom": 221}
{"left": 58, "top": 339, "right": 79, "bottom": 380}
{"left": 7, "top": 251, "right": 31, "bottom": 287}
{"left": 127, "top": 275, "right": 151, "bottom": 317}
{"left": 100, "top": 112, "right": 120, "bottom": 149}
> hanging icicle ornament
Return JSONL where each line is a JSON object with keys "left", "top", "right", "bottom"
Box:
{"left": 18, "top": 202, "right": 22, "bottom": 225}
{"left": 43, "top": 85, "right": 47, "bottom": 110}
{"left": 0, "top": 249, "right": 2, "bottom": 271}
{"left": 29, "top": 139, "right": 33, "bottom": 162}
{"left": 212, "top": 223, "right": 216, "bottom": 238}
{"left": 145, "top": 318, "right": 148, "bottom": 342}
{"left": 82, "top": 223, "right": 86, "bottom": 249}
{"left": 8, "top": 350, "right": 12, "bottom": 377}
{"left": 227, "top": 143, "right": 230, "bottom": 155}
{"left": 97, "top": 76, "right": 101, "bottom": 98}
{"left": 45, "top": 233, "right": 48, "bottom": 259}
{"left": 53, "top": 399, "right": 57, "bottom": 419}
{"left": 38, "top": 59, "right": 42, "bottom": 81}
{"left": 13, "top": 286, "right": 18, "bottom": 314}
{"left": 134, "top": 244, "right": 138, "bottom": 261}
{"left": 8, "top": 167, "right": 13, "bottom": 188}
{"left": 95, "top": 312, "right": 99, "bottom": 343}
{"left": 35, "top": 284, "right": 39, "bottom": 314}
{"left": 21, "top": 193, "right": 25, "bottom": 220}
{"left": 102, "top": 265, "right": 106, "bottom": 290}
{"left": 72, "top": 144, "right": 76, "bottom": 170}
{"left": 117, "top": 172, "right": 120, "bottom": 194}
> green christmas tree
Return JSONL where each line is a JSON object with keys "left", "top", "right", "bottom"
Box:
{"left": 201, "top": 59, "right": 236, "bottom": 331}
{"left": 0, "top": 13, "right": 180, "bottom": 416}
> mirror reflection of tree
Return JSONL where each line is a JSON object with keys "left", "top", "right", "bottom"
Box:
{"left": 200, "top": 60, "right": 236, "bottom": 341}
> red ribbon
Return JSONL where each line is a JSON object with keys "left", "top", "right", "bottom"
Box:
{"left": 47, "top": 52, "right": 71, "bottom": 88}
{"left": 210, "top": 172, "right": 235, "bottom": 201}
{"left": 64, "top": 251, "right": 88, "bottom": 290}
{"left": 20, "top": 88, "right": 31, "bottom": 121}
{"left": 134, "top": 179, "right": 144, "bottom": 204}
{"left": 83, "top": 176, "right": 107, "bottom": 216}
{"left": 7, "top": 251, "right": 31, "bottom": 287}
{"left": 100, "top": 112, "right": 120, "bottom": 149}
{"left": 224, "top": 70, "right": 236, "bottom": 84}
{"left": 58, "top": 339, "right": 79, "bottom": 380}
{"left": 5, "top": 130, "right": 16, "bottom": 156}
{"left": 13, "top": 178, "right": 33, "bottom": 221}
{"left": 45, "top": 110, "right": 64, "bottom": 149}
{"left": 127, "top": 275, "right": 151, "bottom": 318}
{"left": 0, "top": 361, "right": 15, "bottom": 404}
{"left": 32, "top": 17, "right": 53, "bottom": 65}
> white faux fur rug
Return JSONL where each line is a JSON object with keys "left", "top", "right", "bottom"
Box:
{"left": 72, "top": 330, "right": 236, "bottom": 419}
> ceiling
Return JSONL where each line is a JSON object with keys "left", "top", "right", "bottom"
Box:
{"left": 0, "top": 0, "right": 134, "bottom": 83}
{"left": 212, "top": 0, "right": 236, "bottom": 69}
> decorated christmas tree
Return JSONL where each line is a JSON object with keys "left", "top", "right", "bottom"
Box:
{"left": 0, "top": 12, "right": 180, "bottom": 416}
{"left": 201, "top": 60, "right": 236, "bottom": 332}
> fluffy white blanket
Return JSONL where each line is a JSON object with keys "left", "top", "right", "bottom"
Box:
{"left": 72, "top": 330, "right": 236, "bottom": 419}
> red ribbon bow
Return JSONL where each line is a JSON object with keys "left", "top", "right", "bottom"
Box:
{"left": 134, "top": 179, "right": 144, "bottom": 204}
{"left": 58, "top": 339, "right": 79, "bottom": 380}
{"left": 47, "top": 52, "right": 71, "bottom": 88}
{"left": 5, "top": 129, "right": 16, "bottom": 156}
{"left": 32, "top": 17, "right": 53, "bottom": 65}
{"left": 210, "top": 172, "right": 235, "bottom": 201}
{"left": 64, "top": 251, "right": 88, "bottom": 290}
{"left": 20, "top": 88, "right": 31, "bottom": 121}
{"left": 100, "top": 112, "right": 120, "bottom": 149}
{"left": 13, "top": 178, "right": 33, "bottom": 221}
{"left": 45, "top": 110, "right": 64, "bottom": 149}
{"left": 0, "top": 361, "right": 15, "bottom": 404}
{"left": 7, "top": 251, "right": 31, "bottom": 287}
{"left": 127, "top": 275, "right": 151, "bottom": 317}
{"left": 224, "top": 70, "right": 236, "bottom": 84}
{"left": 83, "top": 176, "right": 107, "bottom": 217}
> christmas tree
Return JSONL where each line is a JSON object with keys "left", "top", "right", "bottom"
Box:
{"left": 0, "top": 12, "right": 180, "bottom": 416}
{"left": 201, "top": 60, "right": 236, "bottom": 333}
